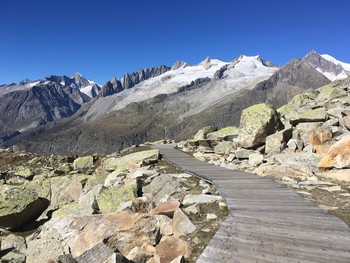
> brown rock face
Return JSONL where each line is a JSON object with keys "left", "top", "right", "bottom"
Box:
{"left": 151, "top": 199, "right": 180, "bottom": 218}
{"left": 319, "top": 135, "right": 350, "bottom": 169}
{"left": 155, "top": 236, "right": 190, "bottom": 263}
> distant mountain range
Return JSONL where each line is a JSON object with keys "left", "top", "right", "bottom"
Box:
{"left": 1, "top": 51, "right": 349, "bottom": 155}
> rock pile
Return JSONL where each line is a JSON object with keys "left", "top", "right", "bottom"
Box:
{"left": 179, "top": 78, "right": 350, "bottom": 226}
{"left": 0, "top": 147, "right": 228, "bottom": 263}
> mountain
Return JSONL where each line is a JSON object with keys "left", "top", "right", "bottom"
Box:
{"left": 1, "top": 52, "right": 346, "bottom": 155}
{"left": 303, "top": 50, "right": 350, "bottom": 81}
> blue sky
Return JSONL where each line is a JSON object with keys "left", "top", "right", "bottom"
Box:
{"left": 1, "top": 0, "right": 350, "bottom": 85}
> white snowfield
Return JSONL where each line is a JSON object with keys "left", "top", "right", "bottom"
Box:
{"left": 85, "top": 55, "right": 279, "bottom": 120}
{"left": 318, "top": 54, "right": 350, "bottom": 81}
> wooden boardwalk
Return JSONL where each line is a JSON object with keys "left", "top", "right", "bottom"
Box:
{"left": 153, "top": 144, "right": 350, "bottom": 263}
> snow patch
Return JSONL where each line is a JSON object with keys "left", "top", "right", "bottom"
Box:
{"left": 321, "top": 54, "right": 350, "bottom": 72}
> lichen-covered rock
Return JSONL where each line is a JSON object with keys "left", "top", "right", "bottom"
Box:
{"left": 278, "top": 93, "right": 316, "bottom": 119}
{"left": 238, "top": 103, "right": 283, "bottom": 149}
{"left": 103, "top": 150, "right": 159, "bottom": 171}
{"left": 0, "top": 188, "right": 49, "bottom": 229}
{"left": 194, "top": 126, "right": 217, "bottom": 140}
{"left": 207, "top": 126, "right": 239, "bottom": 140}
{"left": 0, "top": 234, "right": 27, "bottom": 263}
{"left": 50, "top": 176, "right": 83, "bottom": 209}
{"left": 265, "top": 128, "right": 292, "bottom": 154}
{"left": 316, "top": 85, "right": 347, "bottom": 101}
{"left": 97, "top": 184, "right": 137, "bottom": 213}
{"left": 214, "top": 141, "right": 236, "bottom": 155}
{"left": 15, "top": 167, "right": 34, "bottom": 179}
{"left": 73, "top": 156, "right": 94, "bottom": 170}
{"left": 319, "top": 134, "right": 350, "bottom": 169}
{"left": 290, "top": 108, "right": 327, "bottom": 126}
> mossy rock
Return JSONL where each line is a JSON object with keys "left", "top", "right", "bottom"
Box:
{"left": 316, "top": 85, "right": 347, "bottom": 101}
{"left": 103, "top": 150, "right": 159, "bottom": 171}
{"left": 207, "top": 126, "right": 239, "bottom": 140}
{"left": 73, "top": 156, "right": 94, "bottom": 170}
{"left": 97, "top": 184, "right": 137, "bottom": 213}
{"left": 290, "top": 108, "right": 327, "bottom": 126}
{"left": 15, "top": 167, "right": 34, "bottom": 179}
{"left": 278, "top": 93, "right": 316, "bottom": 118}
{"left": 238, "top": 103, "right": 283, "bottom": 148}
{"left": 0, "top": 188, "right": 49, "bottom": 229}
{"left": 194, "top": 126, "right": 217, "bottom": 140}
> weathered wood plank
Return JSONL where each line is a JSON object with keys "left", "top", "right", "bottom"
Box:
{"left": 153, "top": 144, "right": 350, "bottom": 262}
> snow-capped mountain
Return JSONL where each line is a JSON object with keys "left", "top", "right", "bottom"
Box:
{"left": 303, "top": 51, "right": 350, "bottom": 81}
{"left": 85, "top": 55, "right": 279, "bottom": 120}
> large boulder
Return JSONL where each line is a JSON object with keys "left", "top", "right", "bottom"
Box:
{"left": 214, "top": 141, "right": 236, "bottom": 155}
{"left": 238, "top": 103, "right": 283, "bottom": 149}
{"left": 103, "top": 150, "right": 159, "bottom": 171}
{"left": 278, "top": 93, "right": 316, "bottom": 120}
{"left": 319, "top": 134, "right": 350, "bottom": 169}
{"left": 0, "top": 188, "right": 49, "bottom": 230}
{"left": 290, "top": 108, "right": 327, "bottom": 126}
{"left": 96, "top": 184, "right": 137, "bottom": 213}
{"left": 27, "top": 211, "right": 161, "bottom": 263}
{"left": 316, "top": 85, "right": 347, "bottom": 101}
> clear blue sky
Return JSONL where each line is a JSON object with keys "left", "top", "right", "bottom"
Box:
{"left": 1, "top": 0, "right": 350, "bottom": 85}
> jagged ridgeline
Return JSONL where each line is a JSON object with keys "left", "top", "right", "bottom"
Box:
{"left": 1, "top": 51, "right": 350, "bottom": 155}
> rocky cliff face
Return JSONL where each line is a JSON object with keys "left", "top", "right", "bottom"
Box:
{"left": 99, "top": 65, "right": 171, "bottom": 98}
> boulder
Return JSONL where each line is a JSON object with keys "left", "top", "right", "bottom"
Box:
{"left": 238, "top": 103, "right": 283, "bottom": 149}
{"left": 155, "top": 214, "right": 174, "bottom": 236}
{"left": 0, "top": 234, "right": 27, "bottom": 263}
{"left": 290, "top": 108, "right": 327, "bottom": 126}
{"left": 265, "top": 128, "right": 292, "bottom": 154}
{"left": 132, "top": 195, "right": 153, "bottom": 213}
{"left": 52, "top": 184, "right": 103, "bottom": 218}
{"left": 194, "top": 126, "right": 217, "bottom": 140}
{"left": 143, "top": 174, "right": 181, "bottom": 205}
{"left": 173, "top": 209, "right": 196, "bottom": 237}
{"left": 343, "top": 115, "right": 350, "bottom": 130}
{"left": 254, "top": 164, "right": 314, "bottom": 180}
{"left": 127, "top": 247, "right": 150, "bottom": 263}
{"left": 73, "top": 156, "right": 94, "bottom": 170}
{"left": 104, "top": 170, "right": 127, "bottom": 187}
{"left": 207, "top": 126, "right": 239, "bottom": 140}
{"left": 97, "top": 184, "right": 137, "bottom": 213}
{"left": 278, "top": 93, "right": 316, "bottom": 119}
{"left": 182, "top": 194, "right": 223, "bottom": 205}
{"left": 214, "top": 141, "right": 235, "bottom": 155}
{"left": 309, "top": 126, "right": 332, "bottom": 145}
{"left": 103, "top": 150, "right": 159, "bottom": 171}
{"left": 319, "top": 134, "right": 350, "bottom": 169}
{"left": 30, "top": 211, "right": 161, "bottom": 262}
{"left": 155, "top": 236, "right": 190, "bottom": 263}
{"left": 316, "top": 85, "right": 347, "bottom": 101}
{"left": 15, "top": 167, "right": 34, "bottom": 179}
{"left": 235, "top": 148, "right": 256, "bottom": 159}
{"left": 50, "top": 176, "right": 83, "bottom": 209}
{"left": 0, "top": 188, "right": 49, "bottom": 230}
{"left": 151, "top": 199, "right": 180, "bottom": 217}
{"left": 248, "top": 153, "right": 263, "bottom": 167}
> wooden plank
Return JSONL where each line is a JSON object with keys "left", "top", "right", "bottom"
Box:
{"left": 153, "top": 145, "right": 350, "bottom": 263}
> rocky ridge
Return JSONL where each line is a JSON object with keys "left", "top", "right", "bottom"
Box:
{"left": 0, "top": 145, "right": 228, "bottom": 263}
{"left": 178, "top": 77, "right": 350, "bottom": 227}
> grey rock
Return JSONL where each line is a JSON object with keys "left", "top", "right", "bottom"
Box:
{"left": 265, "top": 128, "right": 292, "bottom": 154}
{"left": 214, "top": 141, "right": 235, "bottom": 155}
{"left": 143, "top": 174, "right": 181, "bottom": 205}
{"left": 0, "top": 234, "right": 27, "bottom": 263}
{"left": 235, "top": 148, "right": 256, "bottom": 159}
{"left": 248, "top": 153, "right": 264, "bottom": 167}
{"left": 182, "top": 194, "right": 223, "bottom": 205}
{"left": 173, "top": 209, "right": 196, "bottom": 237}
